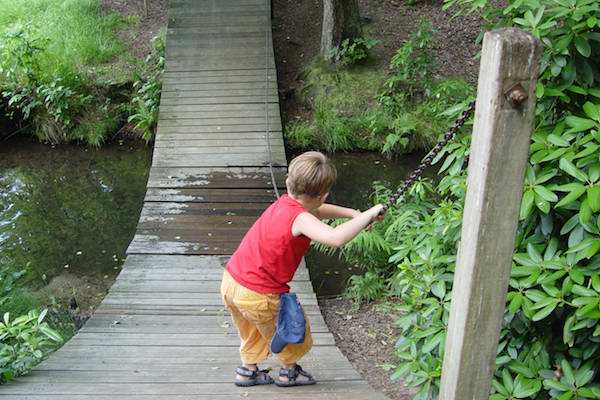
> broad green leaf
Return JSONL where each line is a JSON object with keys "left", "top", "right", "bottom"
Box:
{"left": 560, "top": 214, "right": 580, "bottom": 235}
{"left": 561, "top": 359, "right": 575, "bottom": 387}
{"left": 579, "top": 199, "right": 592, "bottom": 224}
{"left": 565, "top": 116, "right": 595, "bottom": 132}
{"left": 543, "top": 379, "right": 569, "bottom": 391}
{"left": 575, "top": 36, "right": 591, "bottom": 57}
{"left": 527, "top": 243, "right": 543, "bottom": 263}
{"left": 534, "top": 186, "right": 558, "bottom": 202}
{"left": 520, "top": 190, "right": 535, "bottom": 220}
{"left": 547, "top": 134, "right": 570, "bottom": 147}
{"left": 582, "top": 102, "right": 600, "bottom": 121}
{"left": 431, "top": 280, "right": 446, "bottom": 299}
{"left": 39, "top": 325, "right": 63, "bottom": 343}
{"left": 536, "top": 195, "right": 550, "bottom": 213}
{"left": 532, "top": 302, "right": 557, "bottom": 321}
{"left": 508, "top": 293, "right": 523, "bottom": 314}
{"left": 559, "top": 158, "right": 588, "bottom": 182}
{"left": 587, "top": 185, "right": 600, "bottom": 212}
{"left": 502, "top": 369, "right": 514, "bottom": 393}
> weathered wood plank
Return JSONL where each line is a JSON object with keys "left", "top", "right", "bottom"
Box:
{"left": 0, "top": 381, "right": 380, "bottom": 396}
{"left": 152, "top": 155, "right": 287, "bottom": 168}
{"left": 144, "top": 188, "right": 278, "bottom": 202}
{"left": 159, "top": 107, "right": 279, "bottom": 119}
{"left": 0, "top": 393, "right": 388, "bottom": 400}
{"left": 156, "top": 124, "right": 282, "bottom": 134}
{"left": 154, "top": 139, "right": 285, "bottom": 148}
{"left": 146, "top": 167, "right": 286, "bottom": 189}
{"left": 439, "top": 29, "right": 542, "bottom": 400}
{"left": 18, "top": 366, "right": 358, "bottom": 383}
{"left": 156, "top": 116, "right": 280, "bottom": 126}
{"left": 161, "top": 75, "right": 276, "bottom": 85}
{"left": 159, "top": 95, "right": 279, "bottom": 106}
{"left": 65, "top": 331, "right": 331, "bottom": 347}
{"left": 161, "top": 82, "right": 277, "bottom": 93}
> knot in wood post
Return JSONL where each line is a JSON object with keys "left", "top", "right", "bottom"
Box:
{"left": 505, "top": 83, "right": 528, "bottom": 108}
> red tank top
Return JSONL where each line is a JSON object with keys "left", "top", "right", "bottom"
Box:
{"left": 226, "top": 194, "right": 311, "bottom": 294}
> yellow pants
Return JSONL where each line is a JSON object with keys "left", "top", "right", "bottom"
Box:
{"left": 220, "top": 270, "right": 313, "bottom": 365}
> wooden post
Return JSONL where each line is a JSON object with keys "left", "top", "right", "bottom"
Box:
{"left": 439, "top": 28, "right": 542, "bottom": 400}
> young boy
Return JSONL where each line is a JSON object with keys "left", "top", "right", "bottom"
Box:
{"left": 221, "top": 151, "right": 384, "bottom": 387}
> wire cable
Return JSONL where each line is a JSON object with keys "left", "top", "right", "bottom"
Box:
{"left": 264, "top": 0, "right": 280, "bottom": 199}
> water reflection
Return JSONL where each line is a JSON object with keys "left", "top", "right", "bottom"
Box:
{"left": 0, "top": 138, "right": 151, "bottom": 292}
{"left": 306, "top": 152, "right": 430, "bottom": 297}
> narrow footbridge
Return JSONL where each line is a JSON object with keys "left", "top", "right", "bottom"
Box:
{"left": 2, "top": 0, "right": 387, "bottom": 399}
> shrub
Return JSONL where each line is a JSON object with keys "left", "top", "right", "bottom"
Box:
{"left": 383, "top": 19, "right": 435, "bottom": 98}
{"left": 335, "top": 0, "right": 600, "bottom": 398}
{"left": 0, "top": 0, "right": 130, "bottom": 145}
{"left": 128, "top": 31, "right": 165, "bottom": 142}
{"left": 328, "top": 37, "right": 379, "bottom": 67}
{"left": 0, "top": 309, "right": 63, "bottom": 383}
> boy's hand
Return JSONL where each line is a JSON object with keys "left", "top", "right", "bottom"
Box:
{"left": 369, "top": 204, "right": 386, "bottom": 222}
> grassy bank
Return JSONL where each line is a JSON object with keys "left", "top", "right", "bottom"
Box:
{"left": 0, "top": 0, "right": 163, "bottom": 145}
{"left": 285, "top": 21, "right": 473, "bottom": 157}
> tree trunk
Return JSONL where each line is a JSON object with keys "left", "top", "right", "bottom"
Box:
{"left": 320, "top": 0, "right": 362, "bottom": 58}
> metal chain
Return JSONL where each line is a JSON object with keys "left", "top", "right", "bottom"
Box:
{"left": 380, "top": 100, "right": 476, "bottom": 214}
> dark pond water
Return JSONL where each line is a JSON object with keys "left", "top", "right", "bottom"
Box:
{"left": 306, "top": 152, "right": 426, "bottom": 297}
{"left": 1, "top": 137, "right": 424, "bottom": 307}
{"left": 0, "top": 137, "right": 151, "bottom": 309}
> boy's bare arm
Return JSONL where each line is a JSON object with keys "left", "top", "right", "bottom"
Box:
{"left": 293, "top": 204, "right": 384, "bottom": 248}
{"left": 312, "top": 203, "right": 360, "bottom": 220}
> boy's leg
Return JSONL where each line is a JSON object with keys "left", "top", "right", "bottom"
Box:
{"left": 221, "top": 272, "right": 272, "bottom": 384}
{"left": 272, "top": 317, "right": 315, "bottom": 385}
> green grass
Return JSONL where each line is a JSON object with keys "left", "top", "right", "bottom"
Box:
{"left": 286, "top": 58, "right": 474, "bottom": 155}
{"left": 0, "top": 0, "right": 127, "bottom": 82}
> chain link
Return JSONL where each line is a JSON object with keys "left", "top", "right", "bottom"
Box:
{"left": 380, "top": 100, "right": 476, "bottom": 214}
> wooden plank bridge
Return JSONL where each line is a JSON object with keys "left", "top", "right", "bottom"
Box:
{"left": 1, "top": 0, "right": 387, "bottom": 399}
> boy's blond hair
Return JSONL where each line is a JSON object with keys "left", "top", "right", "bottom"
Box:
{"left": 287, "top": 151, "right": 337, "bottom": 197}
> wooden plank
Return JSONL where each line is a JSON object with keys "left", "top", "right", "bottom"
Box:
{"left": 159, "top": 95, "right": 279, "bottom": 106}
{"left": 158, "top": 102, "right": 278, "bottom": 112}
{"left": 159, "top": 107, "right": 279, "bottom": 119}
{"left": 18, "top": 366, "right": 358, "bottom": 383}
{"left": 161, "top": 82, "right": 276, "bottom": 93}
{"left": 154, "top": 139, "right": 285, "bottom": 148}
{"left": 80, "top": 314, "right": 329, "bottom": 334}
{"left": 440, "top": 29, "right": 542, "bottom": 400}
{"left": 162, "top": 68, "right": 276, "bottom": 80}
{"left": 154, "top": 134, "right": 282, "bottom": 142}
{"left": 156, "top": 124, "right": 281, "bottom": 133}
{"left": 152, "top": 146, "right": 285, "bottom": 156}
{"left": 146, "top": 167, "right": 286, "bottom": 189}
{"left": 152, "top": 155, "right": 287, "bottom": 168}
{"left": 144, "top": 188, "right": 277, "bottom": 203}
{"left": 0, "top": 381, "right": 381, "bottom": 396}
{"left": 156, "top": 117, "right": 280, "bottom": 126}
{"left": 127, "top": 234, "right": 243, "bottom": 255}
{"left": 109, "top": 279, "right": 315, "bottom": 294}
{"left": 65, "top": 332, "right": 332, "bottom": 347}
{"left": 0, "top": 393, "right": 388, "bottom": 400}
{"left": 161, "top": 74, "right": 276, "bottom": 85}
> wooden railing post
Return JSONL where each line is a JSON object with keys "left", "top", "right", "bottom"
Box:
{"left": 439, "top": 28, "right": 542, "bottom": 400}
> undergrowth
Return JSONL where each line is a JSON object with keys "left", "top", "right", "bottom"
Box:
{"left": 0, "top": 0, "right": 146, "bottom": 145}
{"left": 286, "top": 20, "right": 473, "bottom": 155}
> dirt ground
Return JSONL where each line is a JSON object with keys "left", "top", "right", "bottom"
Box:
{"left": 272, "top": 0, "right": 484, "bottom": 122}
{"left": 319, "top": 298, "right": 414, "bottom": 400}
{"left": 102, "top": 0, "right": 169, "bottom": 60}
